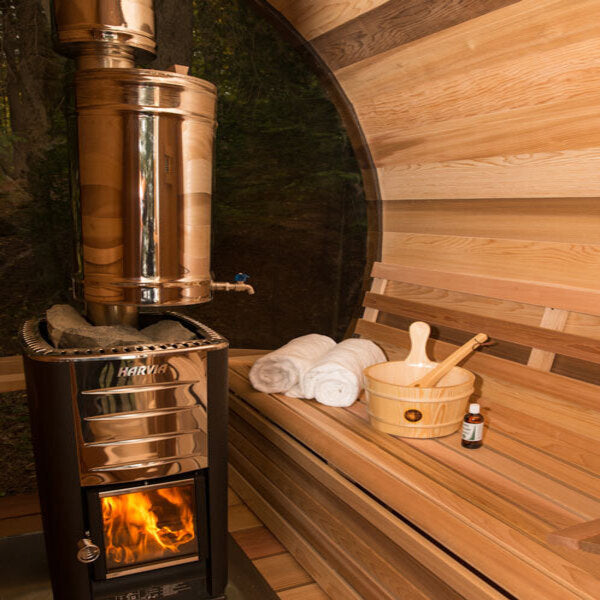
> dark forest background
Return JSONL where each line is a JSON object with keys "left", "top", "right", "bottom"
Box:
{"left": 0, "top": 0, "right": 367, "bottom": 495}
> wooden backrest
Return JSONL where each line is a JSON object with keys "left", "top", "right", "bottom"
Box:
{"left": 357, "top": 261, "right": 600, "bottom": 386}
{"left": 260, "top": 0, "right": 600, "bottom": 385}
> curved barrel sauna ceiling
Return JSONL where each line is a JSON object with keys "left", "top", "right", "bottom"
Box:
{"left": 254, "top": 0, "right": 600, "bottom": 382}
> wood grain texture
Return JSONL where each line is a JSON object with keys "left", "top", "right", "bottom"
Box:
{"left": 372, "top": 261, "right": 600, "bottom": 317}
{"left": 312, "top": 0, "right": 517, "bottom": 71}
{"left": 337, "top": 0, "right": 600, "bottom": 163}
{"left": 548, "top": 519, "right": 600, "bottom": 554}
{"left": 354, "top": 319, "right": 600, "bottom": 413}
{"left": 278, "top": 583, "right": 330, "bottom": 600}
{"left": 364, "top": 293, "right": 600, "bottom": 364}
{"left": 362, "top": 277, "right": 387, "bottom": 322}
{"left": 382, "top": 233, "right": 600, "bottom": 291}
{"left": 268, "top": 0, "right": 390, "bottom": 41}
{"left": 228, "top": 503, "right": 262, "bottom": 532}
{"left": 231, "top": 436, "right": 404, "bottom": 600}
{"left": 379, "top": 150, "right": 600, "bottom": 199}
{"left": 527, "top": 308, "right": 569, "bottom": 371}
{"left": 253, "top": 553, "right": 313, "bottom": 591}
{"left": 0, "top": 355, "right": 25, "bottom": 393}
{"left": 230, "top": 414, "right": 462, "bottom": 600}
{"left": 384, "top": 280, "right": 600, "bottom": 342}
{"left": 232, "top": 525, "right": 286, "bottom": 560}
{"left": 230, "top": 466, "right": 364, "bottom": 600}
{"left": 229, "top": 363, "right": 600, "bottom": 600}
{"left": 229, "top": 391, "right": 506, "bottom": 600}
{"left": 381, "top": 198, "right": 600, "bottom": 244}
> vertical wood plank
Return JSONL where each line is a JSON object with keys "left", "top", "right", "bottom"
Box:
{"left": 362, "top": 278, "right": 388, "bottom": 322}
{"left": 528, "top": 308, "right": 569, "bottom": 371}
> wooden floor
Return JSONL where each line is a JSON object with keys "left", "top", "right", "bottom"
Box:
{"left": 0, "top": 488, "right": 329, "bottom": 600}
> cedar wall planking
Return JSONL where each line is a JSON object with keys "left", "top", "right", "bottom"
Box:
{"left": 261, "top": 0, "right": 600, "bottom": 382}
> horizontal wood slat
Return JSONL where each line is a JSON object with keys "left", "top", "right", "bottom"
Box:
{"left": 381, "top": 198, "right": 600, "bottom": 244}
{"left": 229, "top": 391, "right": 504, "bottom": 600}
{"left": 312, "top": 0, "right": 517, "bottom": 71}
{"left": 354, "top": 319, "right": 600, "bottom": 412}
{"left": 371, "top": 262, "right": 600, "bottom": 317}
{"left": 384, "top": 281, "right": 600, "bottom": 342}
{"left": 0, "top": 355, "right": 25, "bottom": 393}
{"left": 337, "top": 0, "right": 600, "bottom": 163}
{"left": 230, "top": 421, "right": 449, "bottom": 600}
{"left": 230, "top": 444, "right": 399, "bottom": 600}
{"left": 229, "top": 466, "right": 364, "bottom": 600}
{"left": 381, "top": 233, "right": 600, "bottom": 291}
{"left": 278, "top": 583, "right": 330, "bottom": 600}
{"left": 363, "top": 292, "right": 600, "bottom": 364}
{"left": 378, "top": 150, "right": 600, "bottom": 200}
{"left": 253, "top": 553, "right": 313, "bottom": 591}
{"left": 228, "top": 363, "right": 599, "bottom": 600}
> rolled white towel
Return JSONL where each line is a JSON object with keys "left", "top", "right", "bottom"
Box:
{"left": 249, "top": 334, "right": 336, "bottom": 396}
{"left": 303, "top": 338, "right": 386, "bottom": 407}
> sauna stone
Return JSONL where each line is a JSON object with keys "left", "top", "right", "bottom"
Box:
{"left": 140, "top": 320, "right": 197, "bottom": 342}
{"left": 47, "top": 304, "right": 152, "bottom": 348}
{"left": 46, "top": 304, "right": 196, "bottom": 349}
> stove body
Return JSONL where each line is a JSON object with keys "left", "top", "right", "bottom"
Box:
{"left": 18, "top": 3, "right": 249, "bottom": 597}
{"left": 21, "top": 313, "right": 228, "bottom": 600}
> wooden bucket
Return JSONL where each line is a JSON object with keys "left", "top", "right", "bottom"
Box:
{"left": 364, "top": 360, "right": 475, "bottom": 439}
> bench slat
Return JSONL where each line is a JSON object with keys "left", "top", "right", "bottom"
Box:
{"left": 230, "top": 415, "right": 457, "bottom": 600}
{"left": 229, "top": 363, "right": 598, "bottom": 600}
{"left": 229, "top": 389, "right": 504, "bottom": 600}
{"left": 230, "top": 465, "right": 364, "bottom": 600}
{"left": 347, "top": 400, "right": 600, "bottom": 523}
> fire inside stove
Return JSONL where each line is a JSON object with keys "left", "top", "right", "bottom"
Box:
{"left": 100, "top": 480, "right": 199, "bottom": 576}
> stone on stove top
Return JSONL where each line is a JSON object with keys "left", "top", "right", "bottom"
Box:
{"left": 46, "top": 304, "right": 196, "bottom": 349}
{"left": 47, "top": 304, "right": 152, "bottom": 349}
{"left": 141, "top": 319, "right": 197, "bottom": 342}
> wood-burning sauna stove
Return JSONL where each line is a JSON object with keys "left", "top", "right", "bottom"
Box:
{"left": 21, "top": 312, "right": 228, "bottom": 600}
{"left": 18, "top": 2, "right": 254, "bottom": 597}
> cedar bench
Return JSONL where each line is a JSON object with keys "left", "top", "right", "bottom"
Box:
{"left": 227, "top": 263, "right": 600, "bottom": 600}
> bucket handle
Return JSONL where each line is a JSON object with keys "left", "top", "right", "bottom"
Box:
{"left": 405, "top": 322, "right": 435, "bottom": 366}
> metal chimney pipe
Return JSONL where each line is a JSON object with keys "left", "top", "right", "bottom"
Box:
{"left": 53, "top": 1, "right": 222, "bottom": 324}
{"left": 52, "top": 0, "right": 156, "bottom": 68}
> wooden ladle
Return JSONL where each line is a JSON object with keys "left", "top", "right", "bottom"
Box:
{"left": 409, "top": 331, "right": 488, "bottom": 388}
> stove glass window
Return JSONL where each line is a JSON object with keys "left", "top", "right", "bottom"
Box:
{"left": 100, "top": 480, "right": 198, "bottom": 575}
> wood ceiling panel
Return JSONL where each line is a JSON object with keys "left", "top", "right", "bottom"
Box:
{"left": 268, "top": 0, "right": 389, "bottom": 41}
{"left": 311, "top": 0, "right": 517, "bottom": 71}
{"left": 335, "top": 0, "right": 600, "bottom": 166}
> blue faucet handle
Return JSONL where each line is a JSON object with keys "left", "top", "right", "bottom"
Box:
{"left": 234, "top": 273, "right": 250, "bottom": 283}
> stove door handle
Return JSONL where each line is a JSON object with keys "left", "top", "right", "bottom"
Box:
{"left": 77, "top": 538, "right": 101, "bottom": 564}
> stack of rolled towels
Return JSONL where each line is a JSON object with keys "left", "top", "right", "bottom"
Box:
{"left": 249, "top": 334, "right": 386, "bottom": 407}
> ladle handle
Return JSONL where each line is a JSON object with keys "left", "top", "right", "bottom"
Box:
{"left": 411, "top": 333, "right": 488, "bottom": 388}
{"left": 405, "top": 321, "right": 434, "bottom": 366}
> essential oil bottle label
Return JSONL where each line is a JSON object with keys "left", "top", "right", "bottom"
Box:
{"left": 462, "top": 422, "right": 484, "bottom": 442}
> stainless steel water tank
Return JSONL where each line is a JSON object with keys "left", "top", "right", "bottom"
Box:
{"left": 75, "top": 67, "right": 217, "bottom": 307}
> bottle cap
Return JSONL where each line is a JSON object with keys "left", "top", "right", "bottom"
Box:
{"left": 469, "top": 403, "right": 480, "bottom": 414}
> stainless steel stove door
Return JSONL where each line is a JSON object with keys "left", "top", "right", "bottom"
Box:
{"left": 73, "top": 349, "right": 209, "bottom": 485}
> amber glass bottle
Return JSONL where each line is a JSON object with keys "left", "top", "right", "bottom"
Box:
{"left": 461, "top": 403, "right": 484, "bottom": 448}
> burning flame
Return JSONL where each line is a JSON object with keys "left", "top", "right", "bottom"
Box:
{"left": 102, "top": 485, "right": 196, "bottom": 567}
